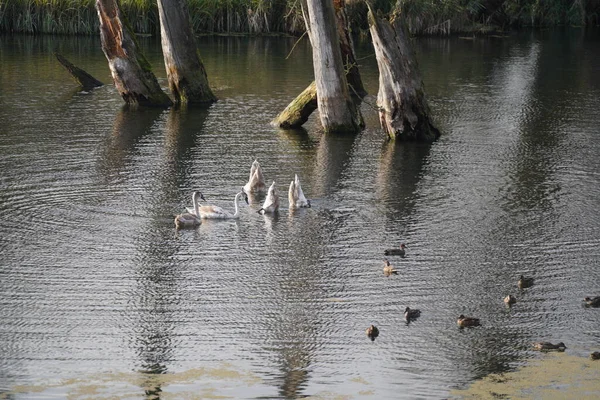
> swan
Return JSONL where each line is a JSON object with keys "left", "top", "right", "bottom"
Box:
{"left": 175, "top": 191, "right": 202, "bottom": 229}
{"left": 518, "top": 275, "right": 534, "bottom": 289}
{"left": 243, "top": 159, "right": 266, "bottom": 194}
{"left": 188, "top": 190, "right": 248, "bottom": 219}
{"left": 258, "top": 181, "right": 279, "bottom": 214}
{"left": 288, "top": 174, "right": 311, "bottom": 209}
{"left": 383, "top": 259, "right": 398, "bottom": 276}
{"left": 504, "top": 294, "right": 517, "bottom": 305}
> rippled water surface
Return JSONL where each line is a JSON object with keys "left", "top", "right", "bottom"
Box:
{"left": 1, "top": 30, "right": 600, "bottom": 399}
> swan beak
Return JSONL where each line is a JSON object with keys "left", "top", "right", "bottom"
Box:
{"left": 244, "top": 195, "right": 249, "bottom": 204}
{"left": 200, "top": 193, "right": 206, "bottom": 201}
{"left": 307, "top": 199, "right": 311, "bottom": 208}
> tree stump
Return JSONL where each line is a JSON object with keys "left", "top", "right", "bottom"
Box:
{"left": 96, "top": 0, "right": 172, "bottom": 107}
{"left": 157, "top": 0, "right": 216, "bottom": 105}
{"left": 55, "top": 53, "right": 103, "bottom": 90}
{"left": 368, "top": 7, "right": 440, "bottom": 141}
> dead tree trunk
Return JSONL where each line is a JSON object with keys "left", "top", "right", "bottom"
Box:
{"left": 334, "top": 0, "right": 367, "bottom": 98}
{"left": 55, "top": 53, "right": 104, "bottom": 90}
{"left": 368, "top": 6, "right": 440, "bottom": 141}
{"left": 96, "top": 0, "right": 172, "bottom": 107}
{"left": 271, "top": 81, "right": 317, "bottom": 129}
{"left": 272, "top": 0, "right": 365, "bottom": 130}
{"left": 157, "top": 0, "right": 216, "bottom": 105}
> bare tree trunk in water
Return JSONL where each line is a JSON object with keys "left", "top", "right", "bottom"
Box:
{"left": 368, "top": 6, "right": 439, "bottom": 141}
{"left": 96, "top": 0, "right": 172, "bottom": 107}
{"left": 334, "top": 0, "right": 367, "bottom": 98}
{"left": 272, "top": 0, "right": 365, "bottom": 130}
{"left": 157, "top": 0, "right": 216, "bottom": 105}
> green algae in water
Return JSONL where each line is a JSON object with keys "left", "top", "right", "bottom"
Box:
{"left": 452, "top": 354, "right": 600, "bottom": 399}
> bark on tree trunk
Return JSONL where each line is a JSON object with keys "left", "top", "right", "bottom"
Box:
{"left": 157, "top": 0, "right": 216, "bottom": 105}
{"left": 96, "top": 0, "right": 172, "bottom": 107}
{"left": 295, "top": 0, "right": 363, "bottom": 133}
{"left": 272, "top": 0, "right": 365, "bottom": 129}
{"left": 334, "top": 0, "right": 367, "bottom": 98}
{"left": 55, "top": 53, "right": 104, "bottom": 90}
{"left": 368, "top": 7, "right": 440, "bottom": 141}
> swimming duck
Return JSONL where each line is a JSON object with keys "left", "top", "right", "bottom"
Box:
{"left": 174, "top": 191, "right": 203, "bottom": 229}
{"left": 383, "top": 259, "right": 398, "bottom": 276}
{"left": 384, "top": 243, "right": 406, "bottom": 257}
{"left": 532, "top": 342, "right": 566, "bottom": 352}
{"left": 288, "top": 174, "right": 311, "bottom": 209}
{"left": 243, "top": 159, "right": 266, "bottom": 194}
{"left": 584, "top": 296, "right": 600, "bottom": 307}
{"left": 590, "top": 351, "right": 600, "bottom": 360}
{"left": 518, "top": 275, "right": 534, "bottom": 289}
{"left": 366, "top": 325, "right": 379, "bottom": 340}
{"left": 504, "top": 295, "right": 517, "bottom": 305}
{"left": 258, "top": 181, "right": 280, "bottom": 214}
{"left": 457, "top": 315, "right": 480, "bottom": 327}
{"left": 404, "top": 307, "right": 421, "bottom": 321}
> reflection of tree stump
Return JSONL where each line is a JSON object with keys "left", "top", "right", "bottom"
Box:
{"left": 55, "top": 53, "right": 103, "bottom": 90}
{"left": 96, "top": 0, "right": 172, "bottom": 107}
{"left": 368, "top": 7, "right": 440, "bottom": 141}
{"left": 157, "top": 0, "right": 216, "bottom": 105}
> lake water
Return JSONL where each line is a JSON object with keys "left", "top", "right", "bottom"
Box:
{"left": 1, "top": 29, "right": 599, "bottom": 399}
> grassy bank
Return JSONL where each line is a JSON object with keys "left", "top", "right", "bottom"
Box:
{"left": 0, "top": 0, "right": 597, "bottom": 36}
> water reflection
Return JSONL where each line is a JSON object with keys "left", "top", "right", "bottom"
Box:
{"left": 313, "top": 132, "right": 358, "bottom": 197}
{"left": 98, "top": 107, "right": 164, "bottom": 183}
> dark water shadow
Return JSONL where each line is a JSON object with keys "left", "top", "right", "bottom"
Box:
{"left": 313, "top": 132, "right": 359, "bottom": 198}
{"left": 97, "top": 106, "right": 165, "bottom": 184}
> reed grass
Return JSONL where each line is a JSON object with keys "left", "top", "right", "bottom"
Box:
{"left": 0, "top": 0, "right": 597, "bottom": 36}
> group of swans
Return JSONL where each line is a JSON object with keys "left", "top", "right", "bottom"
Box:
{"left": 175, "top": 159, "right": 311, "bottom": 228}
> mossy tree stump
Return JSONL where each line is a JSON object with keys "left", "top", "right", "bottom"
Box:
{"left": 96, "top": 0, "right": 172, "bottom": 107}
{"left": 157, "top": 0, "right": 216, "bottom": 105}
{"left": 368, "top": 6, "right": 440, "bottom": 141}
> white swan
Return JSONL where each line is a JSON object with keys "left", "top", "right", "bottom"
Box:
{"left": 243, "top": 159, "right": 266, "bottom": 194}
{"left": 188, "top": 190, "right": 248, "bottom": 219}
{"left": 175, "top": 191, "right": 202, "bottom": 229}
{"left": 259, "top": 181, "right": 279, "bottom": 214}
{"left": 288, "top": 174, "right": 311, "bottom": 209}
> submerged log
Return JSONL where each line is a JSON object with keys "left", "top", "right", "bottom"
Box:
{"left": 368, "top": 7, "right": 440, "bottom": 141}
{"left": 55, "top": 53, "right": 103, "bottom": 90}
{"left": 157, "top": 0, "right": 216, "bottom": 105}
{"left": 271, "top": 81, "right": 317, "bottom": 129}
{"left": 96, "top": 0, "right": 172, "bottom": 107}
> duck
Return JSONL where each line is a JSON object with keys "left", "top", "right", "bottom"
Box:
{"left": 518, "top": 275, "right": 534, "bottom": 289}
{"left": 174, "top": 191, "right": 203, "bottom": 229}
{"left": 383, "top": 259, "right": 398, "bottom": 276}
{"left": 404, "top": 307, "right": 421, "bottom": 321}
{"left": 243, "top": 159, "right": 266, "bottom": 194}
{"left": 532, "top": 342, "right": 566, "bottom": 352}
{"left": 288, "top": 174, "right": 311, "bottom": 209}
{"left": 366, "top": 325, "right": 379, "bottom": 340}
{"left": 590, "top": 351, "right": 600, "bottom": 360}
{"left": 457, "top": 315, "right": 480, "bottom": 327}
{"left": 258, "top": 181, "right": 280, "bottom": 214}
{"left": 384, "top": 243, "right": 406, "bottom": 257}
{"left": 504, "top": 294, "right": 517, "bottom": 305}
{"left": 584, "top": 296, "right": 600, "bottom": 307}
{"left": 187, "top": 190, "right": 248, "bottom": 219}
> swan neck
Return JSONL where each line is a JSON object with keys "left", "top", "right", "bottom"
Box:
{"left": 193, "top": 192, "right": 200, "bottom": 216}
{"left": 233, "top": 192, "right": 241, "bottom": 217}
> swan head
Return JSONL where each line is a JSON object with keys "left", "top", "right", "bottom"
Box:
{"left": 193, "top": 191, "right": 206, "bottom": 202}
{"left": 240, "top": 188, "right": 249, "bottom": 204}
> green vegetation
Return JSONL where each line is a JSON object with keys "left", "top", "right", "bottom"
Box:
{"left": 0, "top": 0, "right": 597, "bottom": 36}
